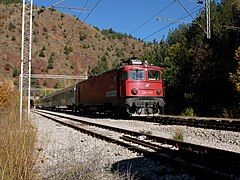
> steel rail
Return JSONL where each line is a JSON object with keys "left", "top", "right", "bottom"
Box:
{"left": 34, "top": 109, "right": 240, "bottom": 163}
{"left": 34, "top": 110, "right": 238, "bottom": 178}
{"left": 37, "top": 108, "right": 240, "bottom": 132}
{"left": 150, "top": 115, "right": 240, "bottom": 132}
{"left": 121, "top": 135, "right": 240, "bottom": 178}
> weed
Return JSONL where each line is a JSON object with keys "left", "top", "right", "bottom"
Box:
{"left": 0, "top": 79, "right": 37, "bottom": 179}
{"left": 172, "top": 127, "right": 184, "bottom": 142}
{"left": 181, "top": 107, "right": 195, "bottom": 117}
{"left": 139, "top": 130, "right": 152, "bottom": 135}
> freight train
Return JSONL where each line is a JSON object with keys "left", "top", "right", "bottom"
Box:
{"left": 36, "top": 58, "right": 165, "bottom": 116}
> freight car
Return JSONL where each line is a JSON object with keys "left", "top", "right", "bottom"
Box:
{"left": 36, "top": 58, "right": 165, "bottom": 116}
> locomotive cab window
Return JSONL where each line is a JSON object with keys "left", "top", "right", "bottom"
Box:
{"left": 148, "top": 70, "right": 160, "bottom": 80}
{"left": 129, "top": 69, "right": 145, "bottom": 80}
{"left": 121, "top": 71, "right": 128, "bottom": 81}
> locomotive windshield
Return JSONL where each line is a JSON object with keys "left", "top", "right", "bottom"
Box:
{"left": 128, "top": 69, "right": 145, "bottom": 80}
{"left": 148, "top": 70, "right": 160, "bottom": 80}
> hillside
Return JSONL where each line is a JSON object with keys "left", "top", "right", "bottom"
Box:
{"left": 0, "top": 3, "right": 148, "bottom": 87}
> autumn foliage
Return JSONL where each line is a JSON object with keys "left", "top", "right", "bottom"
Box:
{"left": 0, "top": 80, "right": 37, "bottom": 179}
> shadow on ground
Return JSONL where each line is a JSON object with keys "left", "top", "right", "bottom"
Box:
{"left": 110, "top": 157, "right": 196, "bottom": 180}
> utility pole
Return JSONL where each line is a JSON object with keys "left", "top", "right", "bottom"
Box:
{"left": 19, "top": 0, "right": 33, "bottom": 125}
{"left": 206, "top": 0, "right": 211, "bottom": 38}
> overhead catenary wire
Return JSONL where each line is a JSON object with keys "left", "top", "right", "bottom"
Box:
{"left": 155, "top": 16, "right": 197, "bottom": 24}
{"left": 176, "top": 0, "right": 206, "bottom": 34}
{"left": 143, "top": 5, "right": 201, "bottom": 40}
{"left": 46, "top": 0, "right": 65, "bottom": 9}
{"left": 223, "top": 25, "right": 240, "bottom": 31}
{"left": 64, "top": 0, "right": 91, "bottom": 46}
{"left": 130, "top": 0, "right": 177, "bottom": 35}
{"left": 66, "top": 0, "right": 102, "bottom": 46}
{"left": 54, "top": 6, "right": 89, "bottom": 13}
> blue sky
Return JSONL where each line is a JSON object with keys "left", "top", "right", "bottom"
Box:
{"left": 34, "top": 0, "right": 205, "bottom": 42}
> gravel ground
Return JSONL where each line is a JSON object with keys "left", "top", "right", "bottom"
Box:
{"left": 38, "top": 110, "right": 240, "bottom": 153}
{"left": 32, "top": 113, "right": 196, "bottom": 179}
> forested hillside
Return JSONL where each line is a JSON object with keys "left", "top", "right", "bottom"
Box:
{"left": 1, "top": 0, "right": 239, "bottom": 118}
{"left": 140, "top": 0, "right": 240, "bottom": 118}
{"left": 0, "top": 0, "right": 20, "bottom": 4}
{"left": 0, "top": 3, "right": 147, "bottom": 88}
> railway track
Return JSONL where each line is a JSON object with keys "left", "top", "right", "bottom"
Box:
{"left": 39, "top": 108, "right": 240, "bottom": 132}
{"left": 34, "top": 109, "right": 240, "bottom": 179}
{"left": 149, "top": 115, "right": 240, "bottom": 132}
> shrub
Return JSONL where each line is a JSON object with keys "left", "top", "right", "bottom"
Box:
{"left": 33, "top": 37, "right": 38, "bottom": 42}
{"left": 47, "top": 63, "right": 54, "bottom": 69}
{"left": 47, "top": 53, "right": 54, "bottom": 69}
{"left": 43, "top": 27, "right": 47, "bottom": 32}
{"left": 181, "top": 107, "right": 195, "bottom": 117}
{"left": 8, "top": 22, "right": 16, "bottom": 31}
{"left": 4, "top": 63, "right": 11, "bottom": 71}
{"left": 54, "top": 82, "right": 60, "bottom": 89}
{"left": 82, "top": 44, "right": 90, "bottom": 49}
{"left": 139, "top": 130, "right": 152, "bottom": 135}
{"left": 11, "top": 35, "right": 16, "bottom": 41}
{"left": 43, "top": 80, "right": 48, "bottom": 87}
{"left": 64, "top": 46, "right": 73, "bottom": 55}
{"left": 79, "top": 34, "right": 86, "bottom": 41}
{"left": 12, "top": 68, "right": 19, "bottom": 77}
{"left": 39, "top": 49, "right": 45, "bottom": 57}
{"left": 172, "top": 128, "right": 184, "bottom": 142}
{"left": 31, "top": 78, "right": 40, "bottom": 88}
{"left": 49, "top": 7, "right": 56, "bottom": 12}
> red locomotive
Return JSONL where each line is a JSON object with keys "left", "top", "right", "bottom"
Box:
{"left": 36, "top": 58, "right": 165, "bottom": 116}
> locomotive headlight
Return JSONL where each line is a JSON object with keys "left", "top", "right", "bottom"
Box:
{"left": 131, "top": 88, "right": 138, "bottom": 95}
{"left": 156, "top": 89, "right": 161, "bottom": 95}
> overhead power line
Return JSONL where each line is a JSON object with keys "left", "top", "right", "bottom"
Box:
{"left": 155, "top": 16, "right": 196, "bottom": 24}
{"left": 176, "top": 0, "right": 206, "bottom": 34}
{"left": 224, "top": 25, "right": 240, "bottom": 31}
{"left": 63, "top": 0, "right": 90, "bottom": 45}
{"left": 143, "top": 5, "right": 201, "bottom": 40}
{"left": 130, "top": 0, "right": 177, "bottom": 35}
{"left": 66, "top": 0, "right": 102, "bottom": 46}
{"left": 54, "top": 6, "right": 89, "bottom": 13}
{"left": 46, "top": 0, "right": 65, "bottom": 9}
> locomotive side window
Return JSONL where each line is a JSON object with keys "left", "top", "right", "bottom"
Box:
{"left": 121, "top": 71, "right": 128, "bottom": 81}
{"left": 129, "top": 69, "right": 145, "bottom": 80}
{"left": 148, "top": 70, "right": 160, "bottom": 80}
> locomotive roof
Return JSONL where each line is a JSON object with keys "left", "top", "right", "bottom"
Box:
{"left": 88, "top": 64, "right": 162, "bottom": 79}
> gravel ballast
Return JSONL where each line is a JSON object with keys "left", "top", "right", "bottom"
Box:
{"left": 32, "top": 110, "right": 240, "bottom": 179}
{"left": 32, "top": 113, "right": 196, "bottom": 179}
{"left": 37, "top": 110, "right": 240, "bottom": 153}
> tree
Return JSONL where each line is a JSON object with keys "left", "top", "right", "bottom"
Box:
{"left": 43, "top": 80, "right": 48, "bottom": 87}
{"left": 0, "top": 0, "right": 21, "bottom": 4}
{"left": 12, "top": 69, "right": 19, "bottom": 77}
{"left": 8, "top": 22, "right": 16, "bottom": 31}
{"left": 47, "top": 53, "right": 54, "bottom": 69}
{"left": 230, "top": 47, "right": 240, "bottom": 91}
{"left": 140, "top": 0, "right": 240, "bottom": 117}
{"left": 90, "top": 55, "right": 109, "bottom": 75}
{"left": 39, "top": 49, "right": 45, "bottom": 57}
{"left": 54, "top": 82, "right": 60, "bottom": 89}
